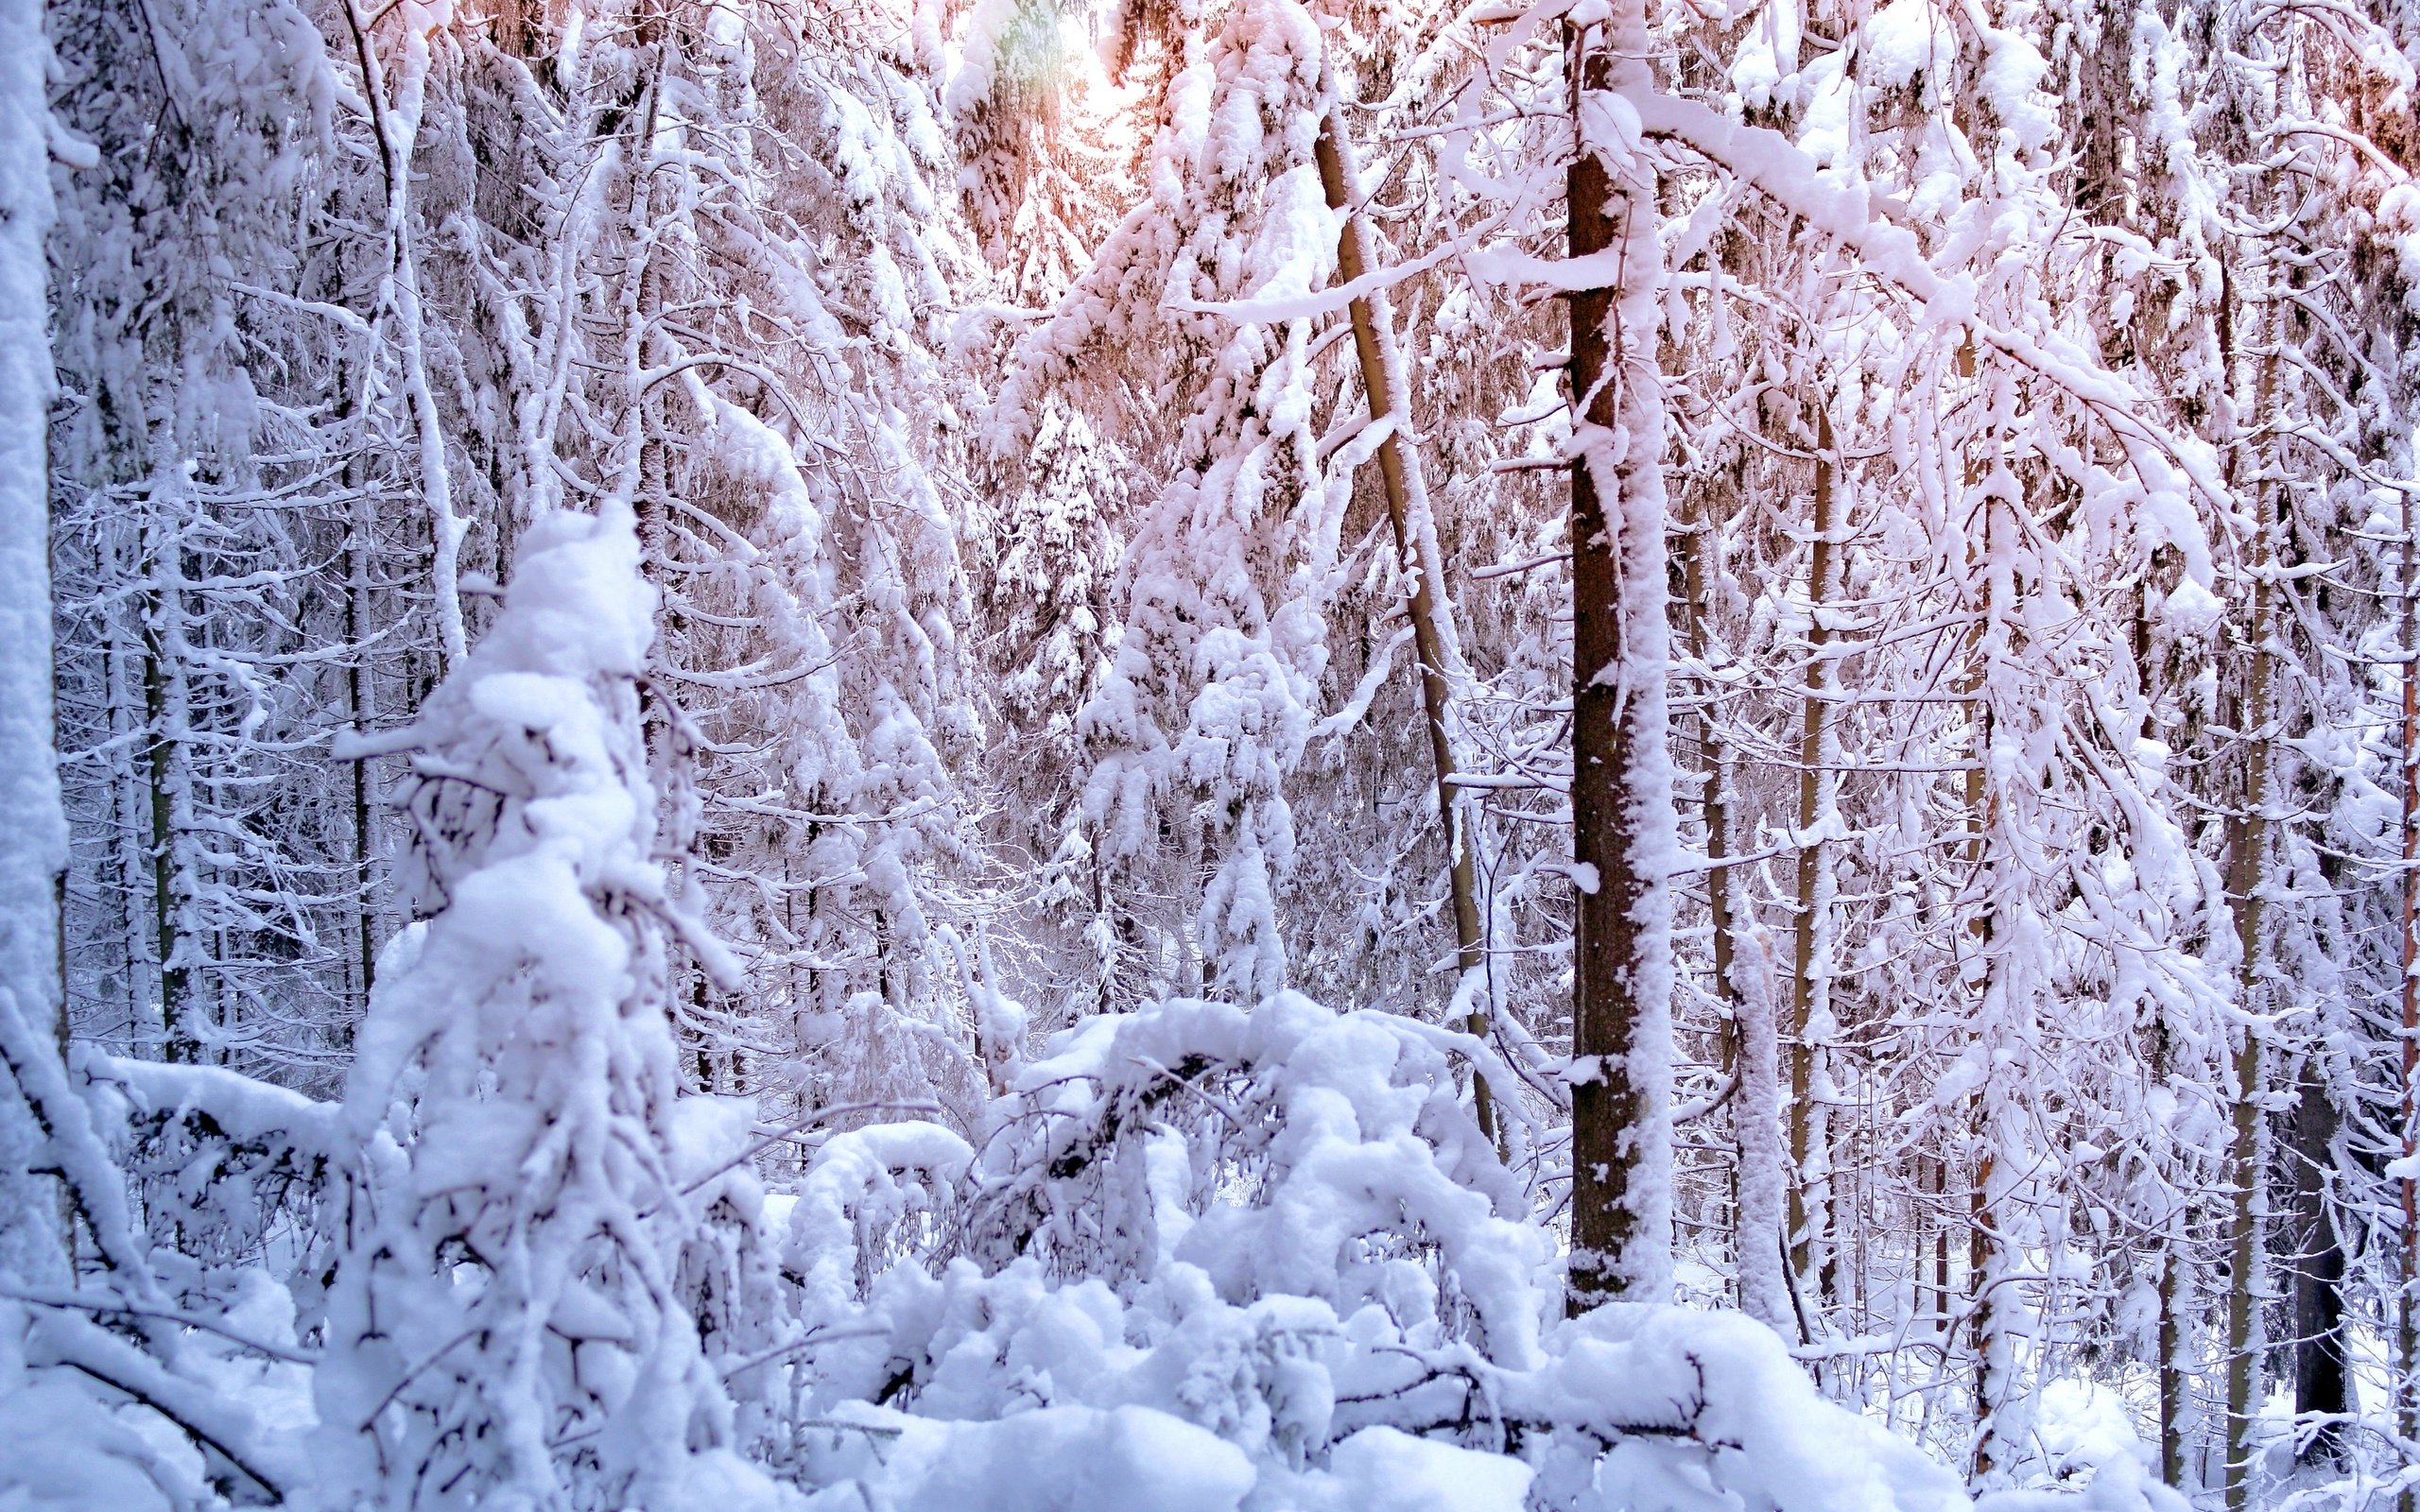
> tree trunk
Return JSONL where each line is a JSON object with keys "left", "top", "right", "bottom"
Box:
{"left": 349, "top": 3, "right": 465, "bottom": 669}
{"left": 1788, "top": 404, "right": 1839, "bottom": 1307}
{"left": 0, "top": 0, "right": 67, "bottom": 1277}
{"left": 2149, "top": 1010, "right": 2189, "bottom": 1488}
{"left": 140, "top": 524, "right": 193, "bottom": 1064}
{"left": 103, "top": 579, "right": 148, "bottom": 1040}
{"left": 1311, "top": 104, "right": 1493, "bottom": 1143}
{"left": 1678, "top": 458, "right": 1770, "bottom": 1318}
{"left": 1564, "top": 0, "right": 1676, "bottom": 1312}
{"left": 2221, "top": 551, "right": 2273, "bottom": 1512}
{"left": 1957, "top": 342, "right": 2004, "bottom": 1484}
{"left": 2135, "top": 586, "right": 2189, "bottom": 1490}
{"left": 1733, "top": 931, "right": 1789, "bottom": 1329}
{"left": 1970, "top": 1139, "right": 2002, "bottom": 1482}
{"left": 2402, "top": 467, "right": 2418, "bottom": 1512}
{"left": 342, "top": 388, "right": 378, "bottom": 1035}
{"left": 2290, "top": 1062, "right": 2345, "bottom": 1465}
{"left": 1677, "top": 471, "right": 1737, "bottom": 1012}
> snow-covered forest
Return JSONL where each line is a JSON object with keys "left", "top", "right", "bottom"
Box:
{"left": 4, "top": 0, "right": 2420, "bottom": 1505}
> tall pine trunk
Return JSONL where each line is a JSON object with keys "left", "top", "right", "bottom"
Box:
{"left": 1564, "top": 0, "right": 1675, "bottom": 1311}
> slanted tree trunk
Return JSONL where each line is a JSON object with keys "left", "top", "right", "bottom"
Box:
{"left": 1564, "top": 0, "right": 1676, "bottom": 1312}
{"left": 1311, "top": 104, "right": 1494, "bottom": 1143}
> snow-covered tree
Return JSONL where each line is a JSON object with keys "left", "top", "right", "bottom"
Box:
{"left": 319, "top": 500, "right": 777, "bottom": 1512}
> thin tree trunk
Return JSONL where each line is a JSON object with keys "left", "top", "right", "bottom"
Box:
{"left": 2159, "top": 1242, "right": 2187, "bottom": 1487}
{"left": 343, "top": 404, "right": 378, "bottom": 1034}
{"left": 1970, "top": 1139, "right": 2001, "bottom": 1482}
{"left": 140, "top": 524, "right": 192, "bottom": 1064}
{"left": 347, "top": 1, "right": 466, "bottom": 668}
{"left": 2402, "top": 469, "right": 2418, "bottom": 1512}
{"left": 102, "top": 566, "right": 148, "bottom": 1043}
{"left": 2221, "top": 541, "right": 2274, "bottom": 1512}
{"left": 1678, "top": 482, "right": 1736, "bottom": 1011}
{"left": 1932, "top": 1154, "right": 1950, "bottom": 1332}
{"left": 1788, "top": 404, "right": 1839, "bottom": 1306}
{"left": 2134, "top": 580, "right": 2189, "bottom": 1488}
{"left": 1311, "top": 105, "right": 1493, "bottom": 1143}
{"left": 2148, "top": 1010, "right": 2188, "bottom": 1488}
{"left": 1959, "top": 345, "right": 2005, "bottom": 1485}
{"left": 1734, "top": 932, "right": 1789, "bottom": 1329}
{"left": 1678, "top": 463, "right": 1769, "bottom": 1318}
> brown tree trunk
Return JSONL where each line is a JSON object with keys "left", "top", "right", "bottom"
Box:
{"left": 1564, "top": 0, "right": 1675, "bottom": 1313}
{"left": 1787, "top": 404, "right": 1838, "bottom": 1303}
{"left": 1312, "top": 107, "right": 1493, "bottom": 1143}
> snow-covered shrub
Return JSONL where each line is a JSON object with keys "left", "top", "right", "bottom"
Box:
{"left": 949, "top": 992, "right": 1539, "bottom": 1360}
{"left": 752, "top": 991, "right": 1972, "bottom": 1512}
{"left": 87, "top": 1056, "right": 340, "bottom": 1328}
